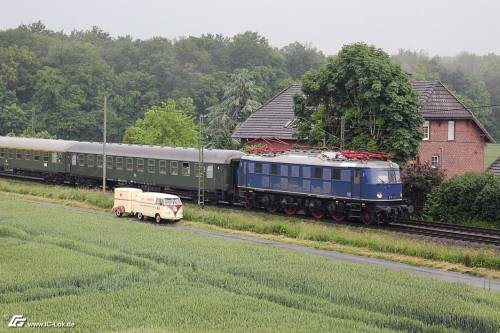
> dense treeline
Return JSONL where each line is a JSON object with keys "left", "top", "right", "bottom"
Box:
{"left": 0, "top": 22, "right": 499, "bottom": 144}
{"left": 0, "top": 22, "right": 324, "bottom": 142}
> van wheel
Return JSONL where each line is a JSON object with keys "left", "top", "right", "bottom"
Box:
{"left": 115, "top": 210, "right": 123, "bottom": 217}
{"left": 155, "top": 214, "right": 162, "bottom": 224}
{"left": 137, "top": 212, "right": 144, "bottom": 221}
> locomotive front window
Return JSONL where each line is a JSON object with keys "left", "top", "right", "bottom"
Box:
{"left": 373, "top": 170, "right": 401, "bottom": 184}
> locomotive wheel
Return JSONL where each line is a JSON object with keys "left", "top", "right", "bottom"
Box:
{"left": 155, "top": 214, "right": 162, "bottom": 224}
{"left": 244, "top": 201, "right": 253, "bottom": 209}
{"left": 283, "top": 206, "right": 297, "bottom": 216}
{"left": 331, "top": 211, "right": 345, "bottom": 223}
{"left": 266, "top": 205, "right": 278, "bottom": 213}
{"left": 137, "top": 212, "right": 144, "bottom": 221}
{"left": 311, "top": 208, "right": 325, "bottom": 220}
{"left": 361, "top": 208, "right": 375, "bottom": 225}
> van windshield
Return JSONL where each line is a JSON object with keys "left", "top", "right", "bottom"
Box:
{"left": 164, "top": 198, "right": 182, "bottom": 206}
{"left": 373, "top": 169, "right": 401, "bottom": 184}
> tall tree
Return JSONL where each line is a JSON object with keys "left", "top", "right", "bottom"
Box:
{"left": 207, "top": 69, "right": 261, "bottom": 149}
{"left": 123, "top": 99, "right": 198, "bottom": 147}
{"left": 295, "top": 43, "right": 423, "bottom": 163}
{"left": 281, "top": 42, "right": 325, "bottom": 80}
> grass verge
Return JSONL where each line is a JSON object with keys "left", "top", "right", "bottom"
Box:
{"left": 1, "top": 177, "right": 499, "bottom": 277}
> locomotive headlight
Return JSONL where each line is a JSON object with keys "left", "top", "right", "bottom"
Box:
{"left": 400, "top": 192, "right": 403, "bottom": 198}
{"left": 376, "top": 192, "right": 383, "bottom": 199}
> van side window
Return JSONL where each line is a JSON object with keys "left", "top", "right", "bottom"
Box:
{"left": 78, "top": 154, "right": 85, "bottom": 166}
{"left": 87, "top": 155, "right": 95, "bottom": 167}
{"left": 148, "top": 159, "right": 155, "bottom": 173}
{"left": 116, "top": 157, "right": 123, "bottom": 170}
{"left": 126, "top": 158, "right": 133, "bottom": 171}
{"left": 182, "top": 162, "right": 190, "bottom": 176}
{"left": 106, "top": 156, "right": 113, "bottom": 169}
{"left": 170, "top": 161, "right": 178, "bottom": 175}
{"left": 159, "top": 160, "right": 167, "bottom": 174}
{"left": 137, "top": 159, "right": 144, "bottom": 172}
{"left": 97, "top": 155, "right": 103, "bottom": 168}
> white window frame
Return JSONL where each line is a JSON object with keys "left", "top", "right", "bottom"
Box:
{"left": 422, "top": 121, "right": 430, "bottom": 141}
{"left": 431, "top": 155, "right": 439, "bottom": 167}
{"left": 447, "top": 121, "right": 455, "bottom": 141}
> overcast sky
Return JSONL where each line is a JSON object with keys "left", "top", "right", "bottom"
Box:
{"left": 2, "top": 0, "right": 499, "bottom": 56}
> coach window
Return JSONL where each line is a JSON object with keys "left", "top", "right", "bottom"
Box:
{"left": 78, "top": 154, "right": 85, "bottom": 166}
{"left": 137, "top": 158, "right": 144, "bottom": 172}
{"left": 43, "top": 152, "right": 49, "bottom": 163}
{"left": 16, "top": 149, "right": 23, "bottom": 159}
{"left": 126, "top": 158, "right": 133, "bottom": 171}
{"left": 313, "top": 167, "right": 322, "bottom": 179}
{"left": 33, "top": 151, "right": 40, "bottom": 161}
{"left": 148, "top": 159, "right": 155, "bottom": 173}
{"left": 0, "top": 148, "right": 4, "bottom": 158}
{"left": 182, "top": 162, "right": 190, "bottom": 176}
{"left": 106, "top": 156, "right": 113, "bottom": 169}
{"left": 116, "top": 157, "right": 123, "bottom": 170}
{"left": 255, "top": 162, "right": 262, "bottom": 173}
{"left": 159, "top": 160, "right": 167, "bottom": 174}
{"left": 51, "top": 152, "right": 60, "bottom": 164}
{"left": 270, "top": 164, "right": 278, "bottom": 175}
{"left": 25, "top": 150, "right": 32, "bottom": 160}
{"left": 87, "top": 155, "right": 95, "bottom": 167}
{"left": 97, "top": 156, "right": 103, "bottom": 168}
{"left": 206, "top": 164, "right": 214, "bottom": 178}
{"left": 8, "top": 149, "right": 15, "bottom": 159}
{"left": 170, "top": 161, "right": 178, "bottom": 175}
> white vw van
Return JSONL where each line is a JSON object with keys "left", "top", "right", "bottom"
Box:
{"left": 113, "top": 188, "right": 183, "bottom": 223}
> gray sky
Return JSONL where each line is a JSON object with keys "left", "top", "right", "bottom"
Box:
{"left": 2, "top": 0, "right": 499, "bottom": 56}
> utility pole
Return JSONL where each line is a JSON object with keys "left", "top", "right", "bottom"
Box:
{"left": 340, "top": 116, "right": 345, "bottom": 150}
{"left": 31, "top": 108, "right": 35, "bottom": 134}
{"left": 102, "top": 96, "right": 107, "bottom": 192}
{"left": 197, "top": 115, "right": 206, "bottom": 207}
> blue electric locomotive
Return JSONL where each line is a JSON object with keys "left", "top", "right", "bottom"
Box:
{"left": 237, "top": 151, "right": 412, "bottom": 224}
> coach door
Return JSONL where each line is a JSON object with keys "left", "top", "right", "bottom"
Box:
{"left": 351, "top": 168, "right": 361, "bottom": 198}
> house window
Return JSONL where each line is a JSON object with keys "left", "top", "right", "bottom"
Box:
{"left": 182, "top": 162, "right": 190, "bottom": 176}
{"left": 97, "top": 155, "right": 103, "bottom": 168}
{"left": 170, "top": 161, "right": 178, "bottom": 175}
{"left": 148, "top": 159, "right": 155, "bottom": 173}
{"left": 448, "top": 121, "right": 455, "bottom": 140}
{"left": 423, "top": 121, "right": 430, "bottom": 140}
{"left": 159, "top": 160, "right": 167, "bottom": 174}
{"left": 126, "top": 158, "right": 133, "bottom": 171}
{"left": 107, "top": 156, "right": 113, "bottom": 169}
{"left": 78, "top": 154, "right": 85, "bottom": 166}
{"left": 255, "top": 163, "right": 262, "bottom": 173}
{"left": 137, "top": 159, "right": 144, "bottom": 172}
{"left": 87, "top": 155, "right": 95, "bottom": 167}
{"left": 116, "top": 157, "right": 123, "bottom": 170}
{"left": 431, "top": 155, "right": 439, "bottom": 167}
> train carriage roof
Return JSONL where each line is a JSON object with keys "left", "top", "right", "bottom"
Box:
{"left": 0, "top": 136, "right": 77, "bottom": 152}
{"left": 69, "top": 142, "right": 245, "bottom": 164}
{"left": 241, "top": 153, "right": 398, "bottom": 169}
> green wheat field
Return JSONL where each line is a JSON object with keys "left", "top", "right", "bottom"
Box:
{"left": 0, "top": 193, "right": 499, "bottom": 332}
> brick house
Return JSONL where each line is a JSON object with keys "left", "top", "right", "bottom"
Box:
{"left": 232, "top": 81, "right": 495, "bottom": 177}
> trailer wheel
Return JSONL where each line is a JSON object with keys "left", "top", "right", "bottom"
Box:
{"left": 137, "top": 212, "right": 144, "bottom": 221}
{"left": 155, "top": 214, "right": 162, "bottom": 224}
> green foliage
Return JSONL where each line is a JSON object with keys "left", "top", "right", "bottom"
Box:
{"left": 281, "top": 42, "right": 325, "bottom": 80}
{"left": 424, "top": 172, "right": 500, "bottom": 224}
{"left": 207, "top": 69, "right": 261, "bottom": 149}
{"left": 401, "top": 164, "right": 445, "bottom": 215}
{"left": 123, "top": 99, "right": 198, "bottom": 147}
{"left": 296, "top": 43, "right": 423, "bottom": 164}
{"left": 7, "top": 129, "right": 56, "bottom": 139}
{"left": 1, "top": 194, "right": 500, "bottom": 332}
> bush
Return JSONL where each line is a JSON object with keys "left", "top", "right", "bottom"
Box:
{"left": 401, "top": 163, "right": 445, "bottom": 215}
{"left": 424, "top": 172, "right": 500, "bottom": 224}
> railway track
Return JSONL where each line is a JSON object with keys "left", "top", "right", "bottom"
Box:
{"left": 389, "top": 219, "right": 500, "bottom": 246}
